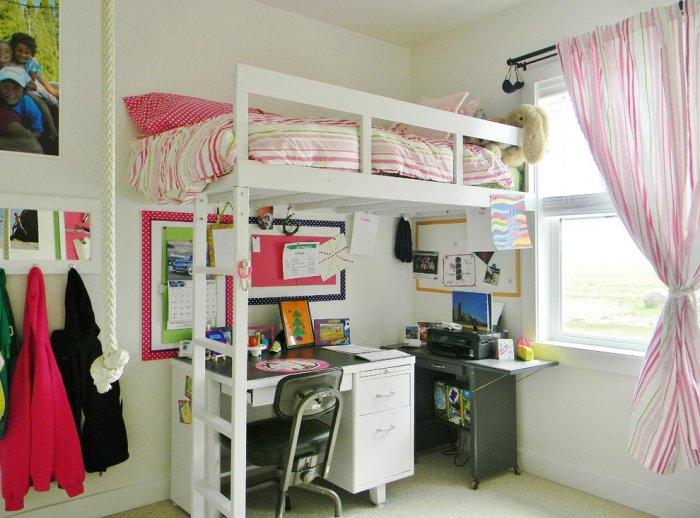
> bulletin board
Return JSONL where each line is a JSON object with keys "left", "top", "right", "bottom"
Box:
{"left": 415, "top": 218, "right": 521, "bottom": 298}
{"left": 141, "top": 210, "right": 233, "bottom": 361}
{"left": 249, "top": 217, "right": 346, "bottom": 305}
{"left": 141, "top": 212, "right": 346, "bottom": 360}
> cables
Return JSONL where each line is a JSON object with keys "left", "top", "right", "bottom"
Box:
{"left": 441, "top": 429, "right": 471, "bottom": 467}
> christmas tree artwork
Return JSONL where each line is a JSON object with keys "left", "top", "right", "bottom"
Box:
{"left": 291, "top": 310, "right": 305, "bottom": 341}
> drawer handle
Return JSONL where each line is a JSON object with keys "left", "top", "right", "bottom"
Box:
{"left": 376, "top": 424, "right": 396, "bottom": 433}
{"left": 375, "top": 390, "right": 396, "bottom": 398}
{"left": 431, "top": 364, "right": 446, "bottom": 369}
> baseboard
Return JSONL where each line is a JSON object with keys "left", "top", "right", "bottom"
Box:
{"left": 7, "top": 476, "right": 170, "bottom": 518}
{"left": 519, "top": 449, "right": 700, "bottom": 518}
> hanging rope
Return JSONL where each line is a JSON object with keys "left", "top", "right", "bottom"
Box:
{"left": 91, "top": 0, "right": 129, "bottom": 394}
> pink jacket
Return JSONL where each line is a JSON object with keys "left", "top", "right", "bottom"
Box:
{"left": 0, "top": 267, "right": 85, "bottom": 511}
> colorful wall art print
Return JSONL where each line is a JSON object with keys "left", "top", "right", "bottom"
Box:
{"left": 0, "top": 5, "right": 60, "bottom": 156}
{"left": 490, "top": 194, "right": 532, "bottom": 250}
{"left": 279, "top": 299, "right": 314, "bottom": 348}
{"left": 313, "top": 318, "right": 350, "bottom": 346}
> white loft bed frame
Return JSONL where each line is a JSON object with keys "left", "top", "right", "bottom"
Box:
{"left": 188, "top": 63, "right": 531, "bottom": 517}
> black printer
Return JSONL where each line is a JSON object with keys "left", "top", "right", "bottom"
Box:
{"left": 427, "top": 327, "right": 504, "bottom": 359}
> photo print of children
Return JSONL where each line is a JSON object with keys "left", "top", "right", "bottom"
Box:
{"left": 0, "top": 2, "right": 60, "bottom": 156}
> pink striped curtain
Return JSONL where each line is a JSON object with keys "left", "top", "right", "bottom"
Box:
{"left": 558, "top": 1, "right": 700, "bottom": 473}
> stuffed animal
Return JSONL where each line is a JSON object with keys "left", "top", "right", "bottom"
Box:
{"left": 469, "top": 104, "right": 549, "bottom": 168}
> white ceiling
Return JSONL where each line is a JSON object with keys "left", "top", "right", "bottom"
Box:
{"left": 255, "top": 0, "right": 529, "bottom": 47}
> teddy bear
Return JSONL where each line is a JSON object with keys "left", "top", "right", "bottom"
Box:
{"left": 470, "top": 104, "right": 549, "bottom": 168}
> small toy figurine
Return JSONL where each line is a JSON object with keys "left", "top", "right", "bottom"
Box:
{"left": 270, "top": 340, "right": 282, "bottom": 354}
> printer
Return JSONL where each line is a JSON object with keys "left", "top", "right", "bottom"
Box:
{"left": 427, "top": 327, "right": 504, "bottom": 360}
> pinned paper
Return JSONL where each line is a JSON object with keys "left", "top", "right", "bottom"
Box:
{"left": 466, "top": 207, "right": 496, "bottom": 251}
{"left": 443, "top": 254, "right": 476, "bottom": 287}
{"left": 474, "top": 251, "right": 495, "bottom": 265}
{"left": 317, "top": 233, "right": 354, "bottom": 281}
{"left": 283, "top": 242, "right": 319, "bottom": 280}
{"left": 490, "top": 195, "right": 532, "bottom": 250}
{"left": 350, "top": 212, "right": 379, "bottom": 256}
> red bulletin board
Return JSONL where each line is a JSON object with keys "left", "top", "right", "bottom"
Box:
{"left": 251, "top": 234, "right": 335, "bottom": 287}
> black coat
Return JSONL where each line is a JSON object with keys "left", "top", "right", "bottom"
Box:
{"left": 51, "top": 268, "right": 128, "bottom": 473}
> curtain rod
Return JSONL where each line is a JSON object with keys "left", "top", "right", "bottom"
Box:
{"left": 506, "top": 1, "right": 685, "bottom": 70}
{"left": 506, "top": 45, "right": 557, "bottom": 70}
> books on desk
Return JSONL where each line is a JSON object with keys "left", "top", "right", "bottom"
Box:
{"left": 322, "top": 345, "right": 410, "bottom": 362}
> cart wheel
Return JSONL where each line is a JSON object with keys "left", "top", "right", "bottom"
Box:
{"left": 470, "top": 480, "right": 479, "bottom": 490}
{"left": 513, "top": 465, "right": 521, "bottom": 476}
{"left": 285, "top": 494, "right": 292, "bottom": 511}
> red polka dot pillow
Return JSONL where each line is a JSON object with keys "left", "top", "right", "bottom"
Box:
{"left": 123, "top": 92, "right": 232, "bottom": 135}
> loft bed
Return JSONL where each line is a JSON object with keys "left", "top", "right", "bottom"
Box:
{"left": 148, "top": 64, "right": 533, "bottom": 517}
{"left": 127, "top": 64, "right": 532, "bottom": 215}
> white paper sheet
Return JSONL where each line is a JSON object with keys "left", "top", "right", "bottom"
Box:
{"left": 167, "top": 279, "right": 217, "bottom": 330}
{"left": 283, "top": 242, "right": 319, "bottom": 280}
{"left": 466, "top": 207, "right": 496, "bottom": 251}
{"left": 350, "top": 212, "right": 380, "bottom": 256}
{"left": 491, "top": 301, "right": 505, "bottom": 327}
{"left": 212, "top": 227, "right": 235, "bottom": 267}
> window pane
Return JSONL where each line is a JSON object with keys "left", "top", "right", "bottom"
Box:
{"left": 560, "top": 216, "right": 666, "bottom": 343}
{"left": 537, "top": 89, "right": 606, "bottom": 198}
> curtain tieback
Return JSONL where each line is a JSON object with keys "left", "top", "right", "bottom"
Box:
{"left": 668, "top": 288, "right": 696, "bottom": 299}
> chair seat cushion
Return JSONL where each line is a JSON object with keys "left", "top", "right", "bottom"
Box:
{"left": 247, "top": 418, "right": 330, "bottom": 467}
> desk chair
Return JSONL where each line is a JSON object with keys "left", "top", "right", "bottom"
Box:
{"left": 247, "top": 368, "right": 344, "bottom": 517}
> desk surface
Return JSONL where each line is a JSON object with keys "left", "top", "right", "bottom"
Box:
{"left": 386, "top": 344, "right": 557, "bottom": 375}
{"left": 173, "top": 346, "right": 415, "bottom": 389}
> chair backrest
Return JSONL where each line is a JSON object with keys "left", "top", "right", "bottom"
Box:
{"left": 273, "top": 368, "right": 343, "bottom": 420}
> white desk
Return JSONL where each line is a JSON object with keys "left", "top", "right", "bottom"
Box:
{"left": 170, "top": 349, "right": 415, "bottom": 513}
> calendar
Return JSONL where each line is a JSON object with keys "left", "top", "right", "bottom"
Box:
{"left": 167, "top": 279, "right": 217, "bottom": 330}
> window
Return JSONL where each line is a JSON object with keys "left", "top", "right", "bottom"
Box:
{"left": 535, "top": 77, "right": 666, "bottom": 351}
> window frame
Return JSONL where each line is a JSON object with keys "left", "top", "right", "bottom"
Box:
{"left": 533, "top": 75, "right": 653, "bottom": 353}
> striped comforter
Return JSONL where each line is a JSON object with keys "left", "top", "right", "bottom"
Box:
{"left": 128, "top": 109, "right": 515, "bottom": 204}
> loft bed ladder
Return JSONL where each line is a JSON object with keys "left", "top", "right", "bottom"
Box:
{"left": 190, "top": 189, "right": 250, "bottom": 517}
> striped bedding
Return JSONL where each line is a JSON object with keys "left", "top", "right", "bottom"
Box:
{"left": 128, "top": 109, "right": 515, "bottom": 204}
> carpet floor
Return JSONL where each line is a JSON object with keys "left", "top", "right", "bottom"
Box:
{"left": 109, "top": 451, "right": 649, "bottom": 517}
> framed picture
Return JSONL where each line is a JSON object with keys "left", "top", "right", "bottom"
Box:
{"left": 0, "top": 8, "right": 60, "bottom": 156}
{"left": 248, "top": 325, "right": 276, "bottom": 346}
{"left": 313, "top": 318, "right": 350, "bottom": 346}
{"left": 413, "top": 250, "right": 439, "bottom": 280}
{"left": 279, "top": 299, "right": 314, "bottom": 348}
{"left": 404, "top": 324, "right": 420, "bottom": 346}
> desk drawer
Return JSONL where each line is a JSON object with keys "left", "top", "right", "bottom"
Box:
{"left": 356, "top": 406, "right": 412, "bottom": 486}
{"left": 416, "top": 357, "right": 464, "bottom": 376}
{"left": 357, "top": 373, "right": 410, "bottom": 416}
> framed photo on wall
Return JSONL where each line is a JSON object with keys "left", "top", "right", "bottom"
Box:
{"left": 0, "top": 5, "right": 61, "bottom": 156}
{"left": 279, "top": 299, "right": 314, "bottom": 348}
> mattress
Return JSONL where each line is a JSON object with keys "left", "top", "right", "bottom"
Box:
{"left": 128, "top": 109, "right": 516, "bottom": 204}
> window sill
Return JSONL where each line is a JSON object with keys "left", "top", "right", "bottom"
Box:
{"left": 533, "top": 340, "right": 645, "bottom": 377}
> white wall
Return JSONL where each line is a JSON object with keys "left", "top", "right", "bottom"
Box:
{"left": 1, "top": 1, "right": 412, "bottom": 516}
{"left": 411, "top": 1, "right": 700, "bottom": 516}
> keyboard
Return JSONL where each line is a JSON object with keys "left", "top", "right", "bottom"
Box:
{"left": 355, "top": 349, "right": 411, "bottom": 361}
